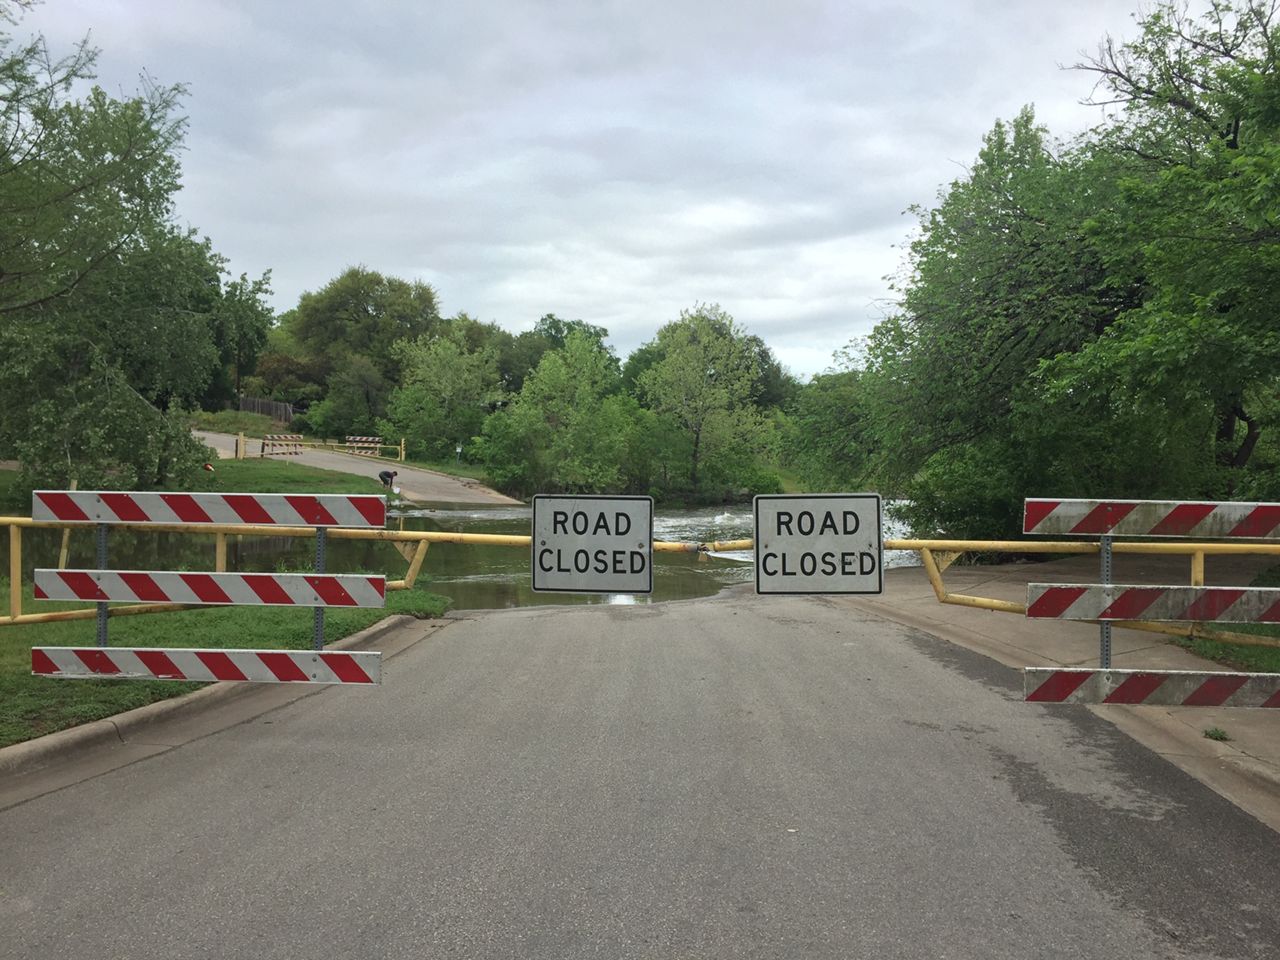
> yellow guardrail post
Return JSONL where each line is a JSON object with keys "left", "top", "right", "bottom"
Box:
{"left": 399, "top": 438, "right": 405, "bottom": 462}
{"left": 215, "top": 533, "right": 228, "bottom": 572}
{"left": 399, "top": 540, "right": 430, "bottom": 590}
{"left": 919, "top": 548, "right": 949, "bottom": 603}
{"left": 9, "top": 524, "right": 20, "bottom": 621}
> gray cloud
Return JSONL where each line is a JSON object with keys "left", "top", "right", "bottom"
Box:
{"left": 24, "top": 0, "right": 1143, "bottom": 376}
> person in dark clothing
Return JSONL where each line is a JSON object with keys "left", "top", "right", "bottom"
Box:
{"left": 378, "top": 469, "right": 398, "bottom": 490}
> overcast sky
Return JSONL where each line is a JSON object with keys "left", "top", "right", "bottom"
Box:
{"left": 23, "top": 0, "right": 1146, "bottom": 378}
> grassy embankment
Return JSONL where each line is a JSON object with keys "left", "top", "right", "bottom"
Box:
{"left": 188, "top": 409, "right": 281, "bottom": 437}
{"left": 0, "top": 458, "right": 449, "bottom": 749}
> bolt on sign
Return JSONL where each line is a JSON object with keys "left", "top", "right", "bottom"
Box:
{"left": 754, "top": 494, "right": 883, "bottom": 595}
{"left": 532, "top": 495, "right": 653, "bottom": 594}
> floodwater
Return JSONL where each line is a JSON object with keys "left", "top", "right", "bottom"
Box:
{"left": 6, "top": 503, "right": 917, "bottom": 612}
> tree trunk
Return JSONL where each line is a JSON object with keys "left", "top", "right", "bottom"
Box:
{"left": 690, "top": 427, "right": 701, "bottom": 490}
{"left": 1215, "top": 405, "right": 1260, "bottom": 470}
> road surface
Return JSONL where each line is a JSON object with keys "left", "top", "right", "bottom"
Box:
{"left": 194, "top": 430, "right": 520, "bottom": 505}
{"left": 3, "top": 591, "right": 1277, "bottom": 959}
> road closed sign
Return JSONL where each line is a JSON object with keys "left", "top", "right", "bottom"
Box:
{"left": 532, "top": 495, "right": 654, "bottom": 594}
{"left": 754, "top": 494, "right": 882, "bottom": 594}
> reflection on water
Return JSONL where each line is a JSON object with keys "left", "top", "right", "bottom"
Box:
{"left": 4, "top": 502, "right": 917, "bottom": 612}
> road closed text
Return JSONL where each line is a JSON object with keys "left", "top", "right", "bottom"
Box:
{"left": 755, "top": 494, "right": 883, "bottom": 595}
{"left": 537, "top": 546, "right": 647, "bottom": 576}
{"left": 759, "top": 548, "right": 877, "bottom": 578}
{"left": 532, "top": 495, "right": 654, "bottom": 594}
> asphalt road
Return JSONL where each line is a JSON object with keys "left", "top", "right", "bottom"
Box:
{"left": 193, "top": 430, "right": 520, "bottom": 505}
{"left": 3, "top": 592, "right": 1278, "bottom": 959}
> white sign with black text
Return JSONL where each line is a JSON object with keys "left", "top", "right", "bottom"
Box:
{"left": 532, "top": 495, "right": 654, "bottom": 594}
{"left": 754, "top": 494, "right": 883, "bottom": 594}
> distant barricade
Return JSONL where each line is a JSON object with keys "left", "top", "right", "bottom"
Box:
{"left": 261, "top": 434, "right": 304, "bottom": 456}
{"left": 345, "top": 436, "right": 383, "bottom": 456}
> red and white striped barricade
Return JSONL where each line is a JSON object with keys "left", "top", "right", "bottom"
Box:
{"left": 261, "top": 434, "right": 304, "bottom": 456}
{"left": 1024, "top": 498, "right": 1280, "bottom": 539}
{"left": 1021, "top": 497, "right": 1280, "bottom": 704}
{"left": 33, "top": 647, "right": 382, "bottom": 684}
{"left": 31, "top": 491, "right": 388, "bottom": 685}
{"left": 1025, "top": 668, "right": 1280, "bottom": 707}
{"left": 1026, "top": 584, "right": 1280, "bottom": 623}
{"left": 33, "top": 491, "right": 385, "bottom": 527}
{"left": 345, "top": 436, "right": 383, "bottom": 456}
{"left": 34, "top": 570, "right": 386, "bottom": 607}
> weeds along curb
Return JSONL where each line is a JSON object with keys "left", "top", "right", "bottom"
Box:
{"left": 0, "top": 615, "right": 420, "bottom": 778}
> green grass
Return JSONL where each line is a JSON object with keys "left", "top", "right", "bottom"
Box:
{"left": 1203, "top": 727, "right": 1232, "bottom": 742}
{"left": 3, "top": 454, "right": 391, "bottom": 509}
{"left": 197, "top": 459, "right": 389, "bottom": 496}
{"left": 188, "top": 410, "right": 283, "bottom": 436}
{"left": 400, "top": 456, "right": 491, "bottom": 483}
{"left": 0, "top": 577, "right": 450, "bottom": 748}
{"left": 1166, "top": 562, "right": 1280, "bottom": 674}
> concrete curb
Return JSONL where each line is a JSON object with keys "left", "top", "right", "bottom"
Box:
{"left": 0, "top": 615, "right": 419, "bottom": 778}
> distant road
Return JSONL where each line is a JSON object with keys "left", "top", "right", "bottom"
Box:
{"left": 194, "top": 430, "right": 520, "bottom": 506}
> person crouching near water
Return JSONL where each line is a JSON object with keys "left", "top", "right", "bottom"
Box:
{"left": 379, "top": 469, "right": 398, "bottom": 491}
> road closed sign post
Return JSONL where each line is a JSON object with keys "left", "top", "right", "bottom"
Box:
{"left": 754, "top": 494, "right": 883, "bottom": 594}
{"left": 532, "top": 495, "right": 653, "bottom": 594}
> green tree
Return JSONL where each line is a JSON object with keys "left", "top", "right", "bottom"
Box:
{"left": 1, "top": 18, "right": 186, "bottom": 315}
{"left": 637, "top": 304, "right": 771, "bottom": 495}
{"left": 301, "top": 355, "right": 385, "bottom": 439}
{"left": 380, "top": 327, "right": 504, "bottom": 459}
{"left": 857, "top": 1, "right": 1280, "bottom": 537}
{"left": 0, "top": 226, "right": 243, "bottom": 488}
{"left": 853, "top": 108, "right": 1143, "bottom": 534}
{"left": 242, "top": 325, "right": 326, "bottom": 408}
{"left": 476, "top": 331, "right": 653, "bottom": 495}
{"left": 1057, "top": 0, "right": 1280, "bottom": 493}
{"left": 201, "top": 272, "right": 275, "bottom": 407}
{"left": 285, "top": 267, "right": 442, "bottom": 381}
{"left": 0, "top": 7, "right": 273, "bottom": 490}
{"left": 785, "top": 367, "right": 870, "bottom": 491}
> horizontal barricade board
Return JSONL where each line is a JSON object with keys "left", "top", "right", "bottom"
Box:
{"left": 33, "top": 647, "right": 382, "bottom": 684}
{"left": 34, "top": 570, "right": 386, "bottom": 607}
{"left": 32, "top": 491, "right": 386, "bottom": 528}
{"left": 1024, "top": 498, "right": 1280, "bottom": 538}
{"left": 1025, "top": 667, "right": 1280, "bottom": 707}
{"left": 1027, "top": 583, "right": 1280, "bottom": 622}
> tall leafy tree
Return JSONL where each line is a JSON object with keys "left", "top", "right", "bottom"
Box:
{"left": 637, "top": 304, "right": 769, "bottom": 494}
{"left": 1056, "top": 0, "right": 1280, "bottom": 491}
{"left": 476, "top": 331, "right": 653, "bottom": 495}
{"left": 380, "top": 326, "right": 504, "bottom": 459}
{"left": 1, "top": 14, "right": 185, "bottom": 314}
{"left": 0, "top": 6, "right": 272, "bottom": 489}
{"left": 202, "top": 272, "right": 275, "bottom": 407}
{"left": 286, "top": 267, "right": 442, "bottom": 381}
